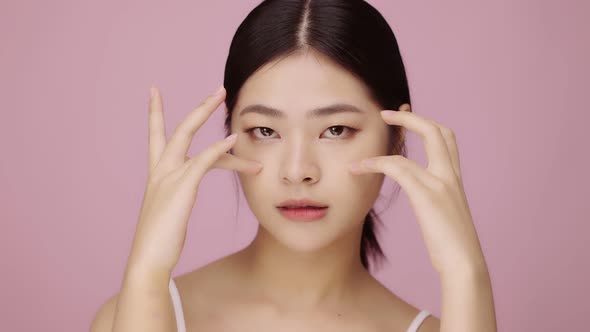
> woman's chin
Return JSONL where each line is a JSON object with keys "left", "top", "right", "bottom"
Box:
{"left": 259, "top": 224, "right": 343, "bottom": 253}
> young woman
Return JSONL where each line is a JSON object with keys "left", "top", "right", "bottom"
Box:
{"left": 92, "top": 1, "right": 497, "bottom": 331}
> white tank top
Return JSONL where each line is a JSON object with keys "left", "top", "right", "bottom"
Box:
{"left": 169, "top": 278, "right": 431, "bottom": 332}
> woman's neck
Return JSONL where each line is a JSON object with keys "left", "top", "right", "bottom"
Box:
{"left": 237, "top": 223, "right": 371, "bottom": 311}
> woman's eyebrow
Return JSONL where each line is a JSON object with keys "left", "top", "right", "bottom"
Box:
{"left": 238, "top": 103, "right": 366, "bottom": 119}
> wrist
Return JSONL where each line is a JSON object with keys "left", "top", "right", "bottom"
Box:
{"left": 439, "top": 260, "right": 490, "bottom": 284}
{"left": 123, "top": 261, "right": 173, "bottom": 286}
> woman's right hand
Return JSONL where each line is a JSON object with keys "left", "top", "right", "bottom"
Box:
{"left": 126, "top": 85, "right": 262, "bottom": 276}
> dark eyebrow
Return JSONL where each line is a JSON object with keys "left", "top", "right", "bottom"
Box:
{"left": 238, "top": 103, "right": 366, "bottom": 119}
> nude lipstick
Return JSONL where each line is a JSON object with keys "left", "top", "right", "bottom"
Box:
{"left": 276, "top": 198, "right": 329, "bottom": 222}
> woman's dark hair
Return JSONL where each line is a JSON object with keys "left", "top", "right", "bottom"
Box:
{"left": 222, "top": 0, "right": 410, "bottom": 273}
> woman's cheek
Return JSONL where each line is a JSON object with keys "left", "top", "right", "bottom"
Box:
{"left": 233, "top": 138, "right": 266, "bottom": 160}
{"left": 321, "top": 145, "right": 365, "bottom": 168}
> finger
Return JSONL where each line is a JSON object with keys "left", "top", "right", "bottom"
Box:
{"left": 181, "top": 133, "right": 239, "bottom": 186}
{"left": 158, "top": 86, "right": 226, "bottom": 171}
{"left": 350, "top": 155, "right": 434, "bottom": 196}
{"left": 438, "top": 125, "right": 462, "bottom": 183}
{"left": 397, "top": 103, "right": 411, "bottom": 141}
{"left": 180, "top": 151, "right": 262, "bottom": 175}
{"left": 212, "top": 153, "right": 263, "bottom": 175}
{"left": 395, "top": 106, "right": 463, "bottom": 183}
{"left": 351, "top": 155, "right": 438, "bottom": 187}
{"left": 380, "top": 110, "right": 455, "bottom": 181}
{"left": 148, "top": 86, "right": 167, "bottom": 174}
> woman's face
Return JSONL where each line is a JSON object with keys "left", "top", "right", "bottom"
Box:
{"left": 230, "top": 50, "right": 391, "bottom": 252}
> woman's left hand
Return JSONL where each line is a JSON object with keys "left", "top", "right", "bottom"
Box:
{"left": 348, "top": 104, "right": 488, "bottom": 276}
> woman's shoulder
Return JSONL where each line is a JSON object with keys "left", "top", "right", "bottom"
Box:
{"left": 171, "top": 252, "right": 439, "bottom": 331}
{"left": 172, "top": 251, "right": 243, "bottom": 305}
{"left": 172, "top": 250, "right": 254, "bottom": 308}
{"left": 171, "top": 251, "right": 263, "bottom": 330}
{"left": 360, "top": 275, "right": 439, "bottom": 331}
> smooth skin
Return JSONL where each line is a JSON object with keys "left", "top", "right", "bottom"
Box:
{"left": 92, "top": 86, "right": 262, "bottom": 332}
{"left": 92, "top": 50, "right": 495, "bottom": 332}
{"left": 126, "top": 85, "right": 262, "bottom": 275}
{"left": 351, "top": 110, "right": 497, "bottom": 332}
{"left": 90, "top": 85, "right": 440, "bottom": 332}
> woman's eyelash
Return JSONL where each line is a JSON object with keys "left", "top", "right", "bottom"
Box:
{"left": 243, "top": 125, "right": 359, "bottom": 140}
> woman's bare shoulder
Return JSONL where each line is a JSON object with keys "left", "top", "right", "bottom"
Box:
{"left": 358, "top": 276, "right": 438, "bottom": 331}
{"left": 171, "top": 253, "right": 439, "bottom": 331}
{"left": 173, "top": 251, "right": 240, "bottom": 288}
{"left": 172, "top": 250, "right": 247, "bottom": 304}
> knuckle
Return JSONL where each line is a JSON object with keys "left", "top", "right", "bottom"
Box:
{"left": 191, "top": 141, "right": 229, "bottom": 167}
{"left": 200, "top": 97, "right": 212, "bottom": 106}
{"left": 214, "top": 139, "right": 232, "bottom": 151}
{"left": 169, "top": 129, "right": 191, "bottom": 146}
{"left": 449, "top": 175, "right": 461, "bottom": 188}
{"left": 183, "top": 158, "right": 206, "bottom": 179}
{"left": 432, "top": 180, "right": 445, "bottom": 193}
{"left": 425, "top": 122, "right": 441, "bottom": 136}
{"left": 145, "top": 178, "right": 161, "bottom": 195}
{"left": 192, "top": 150, "right": 215, "bottom": 170}
{"left": 200, "top": 95, "right": 216, "bottom": 106}
{"left": 157, "top": 174, "right": 174, "bottom": 187}
{"left": 442, "top": 127, "right": 456, "bottom": 141}
{"left": 393, "top": 165, "right": 414, "bottom": 177}
{"left": 147, "top": 171, "right": 166, "bottom": 187}
{"left": 187, "top": 153, "right": 203, "bottom": 167}
{"left": 385, "top": 159, "right": 402, "bottom": 174}
{"left": 391, "top": 155, "right": 406, "bottom": 163}
{"left": 172, "top": 124, "right": 190, "bottom": 138}
{"left": 431, "top": 178, "right": 448, "bottom": 193}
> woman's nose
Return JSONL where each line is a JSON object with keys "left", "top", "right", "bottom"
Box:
{"left": 279, "top": 140, "right": 320, "bottom": 185}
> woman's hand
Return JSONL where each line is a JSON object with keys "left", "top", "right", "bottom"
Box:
{"left": 348, "top": 104, "right": 487, "bottom": 276}
{"left": 127, "top": 86, "right": 263, "bottom": 276}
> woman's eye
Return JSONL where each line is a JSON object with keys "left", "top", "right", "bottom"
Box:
{"left": 245, "top": 126, "right": 358, "bottom": 140}
{"left": 323, "top": 126, "right": 356, "bottom": 138}
{"left": 247, "top": 127, "right": 277, "bottom": 139}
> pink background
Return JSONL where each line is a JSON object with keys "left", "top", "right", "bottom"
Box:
{"left": 1, "top": 1, "right": 588, "bottom": 331}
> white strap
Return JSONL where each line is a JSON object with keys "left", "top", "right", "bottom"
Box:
{"left": 406, "top": 309, "right": 431, "bottom": 332}
{"left": 169, "top": 278, "right": 186, "bottom": 332}
{"left": 170, "top": 279, "right": 428, "bottom": 332}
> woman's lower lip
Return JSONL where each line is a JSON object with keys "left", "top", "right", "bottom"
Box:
{"left": 277, "top": 207, "right": 328, "bottom": 222}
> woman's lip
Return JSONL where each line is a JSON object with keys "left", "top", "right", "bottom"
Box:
{"left": 277, "top": 207, "right": 328, "bottom": 222}
{"left": 277, "top": 206, "right": 327, "bottom": 208}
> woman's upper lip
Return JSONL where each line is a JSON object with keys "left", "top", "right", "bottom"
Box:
{"left": 277, "top": 198, "right": 328, "bottom": 208}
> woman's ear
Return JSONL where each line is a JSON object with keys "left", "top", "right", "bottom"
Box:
{"left": 399, "top": 103, "right": 411, "bottom": 113}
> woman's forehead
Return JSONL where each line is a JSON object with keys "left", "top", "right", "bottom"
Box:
{"left": 235, "top": 57, "right": 376, "bottom": 118}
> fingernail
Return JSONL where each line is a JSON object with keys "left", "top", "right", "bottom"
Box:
{"left": 225, "top": 133, "right": 238, "bottom": 142}
{"left": 381, "top": 110, "right": 397, "bottom": 117}
{"left": 362, "top": 159, "right": 376, "bottom": 167}
{"left": 214, "top": 85, "right": 225, "bottom": 96}
{"left": 252, "top": 162, "right": 264, "bottom": 174}
{"left": 349, "top": 162, "right": 361, "bottom": 172}
{"left": 150, "top": 85, "right": 157, "bottom": 99}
